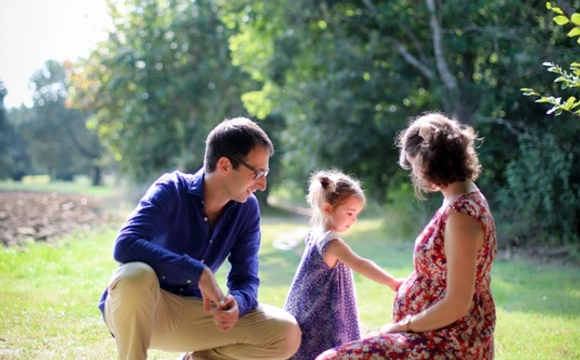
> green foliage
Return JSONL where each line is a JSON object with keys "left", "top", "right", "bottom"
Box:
{"left": 0, "top": 79, "right": 12, "bottom": 179}
{"left": 497, "top": 134, "right": 580, "bottom": 248}
{"left": 13, "top": 60, "right": 104, "bottom": 183}
{"left": 521, "top": 2, "right": 580, "bottom": 116}
{"left": 70, "top": 0, "right": 255, "bottom": 182}
{"left": 221, "top": 0, "right": 571, "bottom": 205}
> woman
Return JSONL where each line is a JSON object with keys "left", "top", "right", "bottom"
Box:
{"left": 317, "top": 112, "right": 497, "bottom": 360}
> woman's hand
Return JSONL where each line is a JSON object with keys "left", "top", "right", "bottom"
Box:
{"left": 379, "top": 322, "right": 406, "bottom": 334}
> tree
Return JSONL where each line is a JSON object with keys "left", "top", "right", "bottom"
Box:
{"left": 70, "top": 0, "right": 255, "bottom": 184}
{"left": 220, "top": 0, "right": 569, "bottom": 201}
{"left": 23, "top": 60, "right": 104, "bottom": 184}
{"left": 0, "top": 80, "right": 12, "bottom": 179}
{"left": 521, "top": 2, "right": 580, "bottom": 116}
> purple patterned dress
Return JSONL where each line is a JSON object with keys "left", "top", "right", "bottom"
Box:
{"left": 284, "top": 227, "right": 360, "bottom": 360}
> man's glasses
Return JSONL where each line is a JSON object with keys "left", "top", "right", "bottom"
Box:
{"left": 230, "top": 157, "right": 269, "bottom": 180}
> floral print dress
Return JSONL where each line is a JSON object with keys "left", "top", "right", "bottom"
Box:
{"left": 317, "top": 191, "right": 497, "bottom": 360}
{"left": 284, "top": 227, "right": 360, "bottom": 360}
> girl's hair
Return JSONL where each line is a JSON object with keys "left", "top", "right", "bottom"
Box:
{"left": 396, "top": 111, "right": 481, "bottom": 198}
{"left": 306, "top": 169, "right": 366, "bottom": 226}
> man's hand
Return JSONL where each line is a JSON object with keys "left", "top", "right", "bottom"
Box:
{"left": 210, "top": 294, "right": 239, "bottom": 333}
{"left": 198, "top": 267, "right": 225, "bottom": 312}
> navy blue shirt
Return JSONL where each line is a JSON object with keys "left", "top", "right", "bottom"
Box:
{"left": 99, "top": 169, "right": 261, "bottom": 319}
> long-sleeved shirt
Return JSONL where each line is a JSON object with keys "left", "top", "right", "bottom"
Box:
{"left": 98, "top": 168, "right": 261, "bottom": 320}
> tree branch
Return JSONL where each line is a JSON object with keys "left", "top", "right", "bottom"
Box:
{"left": 360, "top": 0, "right": 434, "bottom": 80}
{"left": 425, "top": 0, "right": 458, "bottom": 92}
{"left": 362, "top": 0, "right": 379, "bottom": 17}
{"left": 394, "top": 40, "right": 436, "bottom": 79}
{"left": 475, "top": 115, "right": 540, "bottom": 142}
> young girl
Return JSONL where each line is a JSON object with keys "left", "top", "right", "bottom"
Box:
{"left": 283, "top": 169, "right": 401, "bottom": 360}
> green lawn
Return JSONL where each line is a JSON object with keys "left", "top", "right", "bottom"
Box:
{"left": 0, "top": 176, "right": 115, "bottom": 198}
{"left": 1, "top": 216, "right": 579, "bottom": 359}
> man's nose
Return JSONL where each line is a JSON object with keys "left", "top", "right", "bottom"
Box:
{"left": 256, "top": 176, "right": 267, "bottom": 191}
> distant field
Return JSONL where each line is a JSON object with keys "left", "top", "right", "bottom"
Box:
{"left": 0, "top": 175, "right": 115, "bottom": 197}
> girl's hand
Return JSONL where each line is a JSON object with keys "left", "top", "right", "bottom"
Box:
{"left": 390, "top": 278, "right": 406, "bottom": 292}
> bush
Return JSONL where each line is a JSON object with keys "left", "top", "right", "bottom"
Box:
{"left": 496, "top": 134, "right": 580, "bottom": 250}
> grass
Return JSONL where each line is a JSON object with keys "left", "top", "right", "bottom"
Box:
{"left": 0, "top": 180, "right": 579, "bottom": 359}
{"left": 1, "top": 217, "right": 579, "bottom": 359}
{"left": 0, "top": 175, "right": 115, "bottom": 198}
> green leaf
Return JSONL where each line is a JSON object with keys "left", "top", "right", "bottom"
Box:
{"left": 571, "top": 13, "right": 580, "bottom": 25}
{"left": 550, "top": 7, "right": 564, "bottom": 15}
{"left": 567, "top": 27, "right": 580, "bottom": 37}
{"left": 546, "top": 2, "right": 552, "bottom": 10}
{"left": 553, "top": 16, "right": 570, "bottom": 25}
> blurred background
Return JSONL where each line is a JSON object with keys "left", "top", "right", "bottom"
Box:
{"left": 1, "top": 0, "right": 579, "bottom": 261}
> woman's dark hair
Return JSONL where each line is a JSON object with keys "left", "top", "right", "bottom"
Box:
{"left": 396, "top": 112, "right": 481, "bottom": 198}
{"left": 204, "top": 117, "right": 274, "bottom": 173}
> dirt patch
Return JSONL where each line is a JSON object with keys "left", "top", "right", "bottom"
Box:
{"left": 0, "top": 191, "right": 123, "bottom": 246}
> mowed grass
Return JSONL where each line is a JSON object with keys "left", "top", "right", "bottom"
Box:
{"left": 0, "top": 176, "right": 114, "bottom": 198}
{"left": 1, "top": 215, "right": 579, "bottom": 359}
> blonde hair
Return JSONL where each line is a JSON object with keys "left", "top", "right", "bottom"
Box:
{"left": 306, "top": 169, "right": 366, "bottom": 227}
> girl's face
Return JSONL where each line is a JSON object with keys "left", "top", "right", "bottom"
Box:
{"left": 324, "top": 196, "right": 364, "bottom": 233}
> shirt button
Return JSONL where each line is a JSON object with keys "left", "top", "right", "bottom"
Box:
{"left": 210, "top": 239, "right": 213, "bottom": 243}
{"left": 187, "top": 279, "right": 191, "bottom": 284}
{"left": 180, "top": 288, "right": 183, "bottom": 292}
{"left": 161, "top": 276, "right": 166, "bottom": 280}
{"left": 201, "top": 259, "right": 205, "bottom": 263}
{"left": 204, "top": 217, "right": 208, "bottom": 221}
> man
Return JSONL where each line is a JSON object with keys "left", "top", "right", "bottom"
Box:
{"left": 99, "top": 117, "right": 301, "bottom": 360}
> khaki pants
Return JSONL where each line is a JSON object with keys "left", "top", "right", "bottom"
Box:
{"left": 104, "top": 262, "right": 301, "bottom": 360}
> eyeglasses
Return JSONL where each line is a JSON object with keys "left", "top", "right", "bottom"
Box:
{"left": 231, "top": 157, "right": 269, "bottom": 180}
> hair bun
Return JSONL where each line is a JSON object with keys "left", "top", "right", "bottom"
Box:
{"left": 319, "top": 176, "right": 331, "bottom": 189}
{"left": 418, "top": 125, "right": 433, "bottom": 142}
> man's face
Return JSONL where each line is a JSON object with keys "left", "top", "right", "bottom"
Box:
{"left": 227, "top": 146, "right": 270, "bottom": 203}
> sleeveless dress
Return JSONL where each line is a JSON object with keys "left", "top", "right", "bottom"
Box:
{"left": 284, "top": 227, "right": 360, "bottom": 360}
{"left": 317, "top": 191, "right": 497, "bottom": 360}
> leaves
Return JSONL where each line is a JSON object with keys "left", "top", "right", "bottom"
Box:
{"left": 553, "top": 15, "right": 569, "bottom": 25}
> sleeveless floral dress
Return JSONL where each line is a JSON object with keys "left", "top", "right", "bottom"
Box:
{"left": 284, "top": 227, "right": 360, "bottom": 360}
{"left": 317, "top": 191, "right": 497, "bottom": 360}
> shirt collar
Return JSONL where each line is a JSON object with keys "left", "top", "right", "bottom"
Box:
{"left": 187, "top": 167, "right": 205, "bottom": 198}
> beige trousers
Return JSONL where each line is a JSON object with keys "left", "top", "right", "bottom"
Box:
{"left": 104, "top": 262, "right": 301, "bottom": 360}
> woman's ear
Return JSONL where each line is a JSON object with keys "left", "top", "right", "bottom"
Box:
{"left": 323, "top": 202, "right": 333, "bottom": 216}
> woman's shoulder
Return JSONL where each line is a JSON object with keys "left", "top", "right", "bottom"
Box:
{"left": 448, "top": 191, "right": 491, "bottom": 220}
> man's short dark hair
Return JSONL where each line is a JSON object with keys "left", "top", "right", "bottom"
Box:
{"left": 204, "top": 117, "right": 274, "bottom": 173}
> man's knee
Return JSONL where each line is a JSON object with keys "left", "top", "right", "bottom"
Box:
{"left": 260, "top": 304, "right": 302, "bottom": 358}
{"left": 280, "top": 315, "right": 301, "bottom": 358}
{"left": 109, "top": 262, "right": 159, "bottom": 295}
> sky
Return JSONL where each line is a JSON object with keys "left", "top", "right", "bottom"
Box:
{"left": 0, "top": 0, "right": 112, "bottom": 109}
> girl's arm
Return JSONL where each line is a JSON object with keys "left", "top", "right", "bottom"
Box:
{"left": 324, "top": 240, "right": 402, "bottom": 292}
{"left": 381, "top": 211, "right": 483, "bottom": 333}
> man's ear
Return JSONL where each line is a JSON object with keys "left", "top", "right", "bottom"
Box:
{"left": 323, "top": 202, "right": 333, "bottom": 216}
{"left": 217, "top": 157, "right": 232, "bottom": 174}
